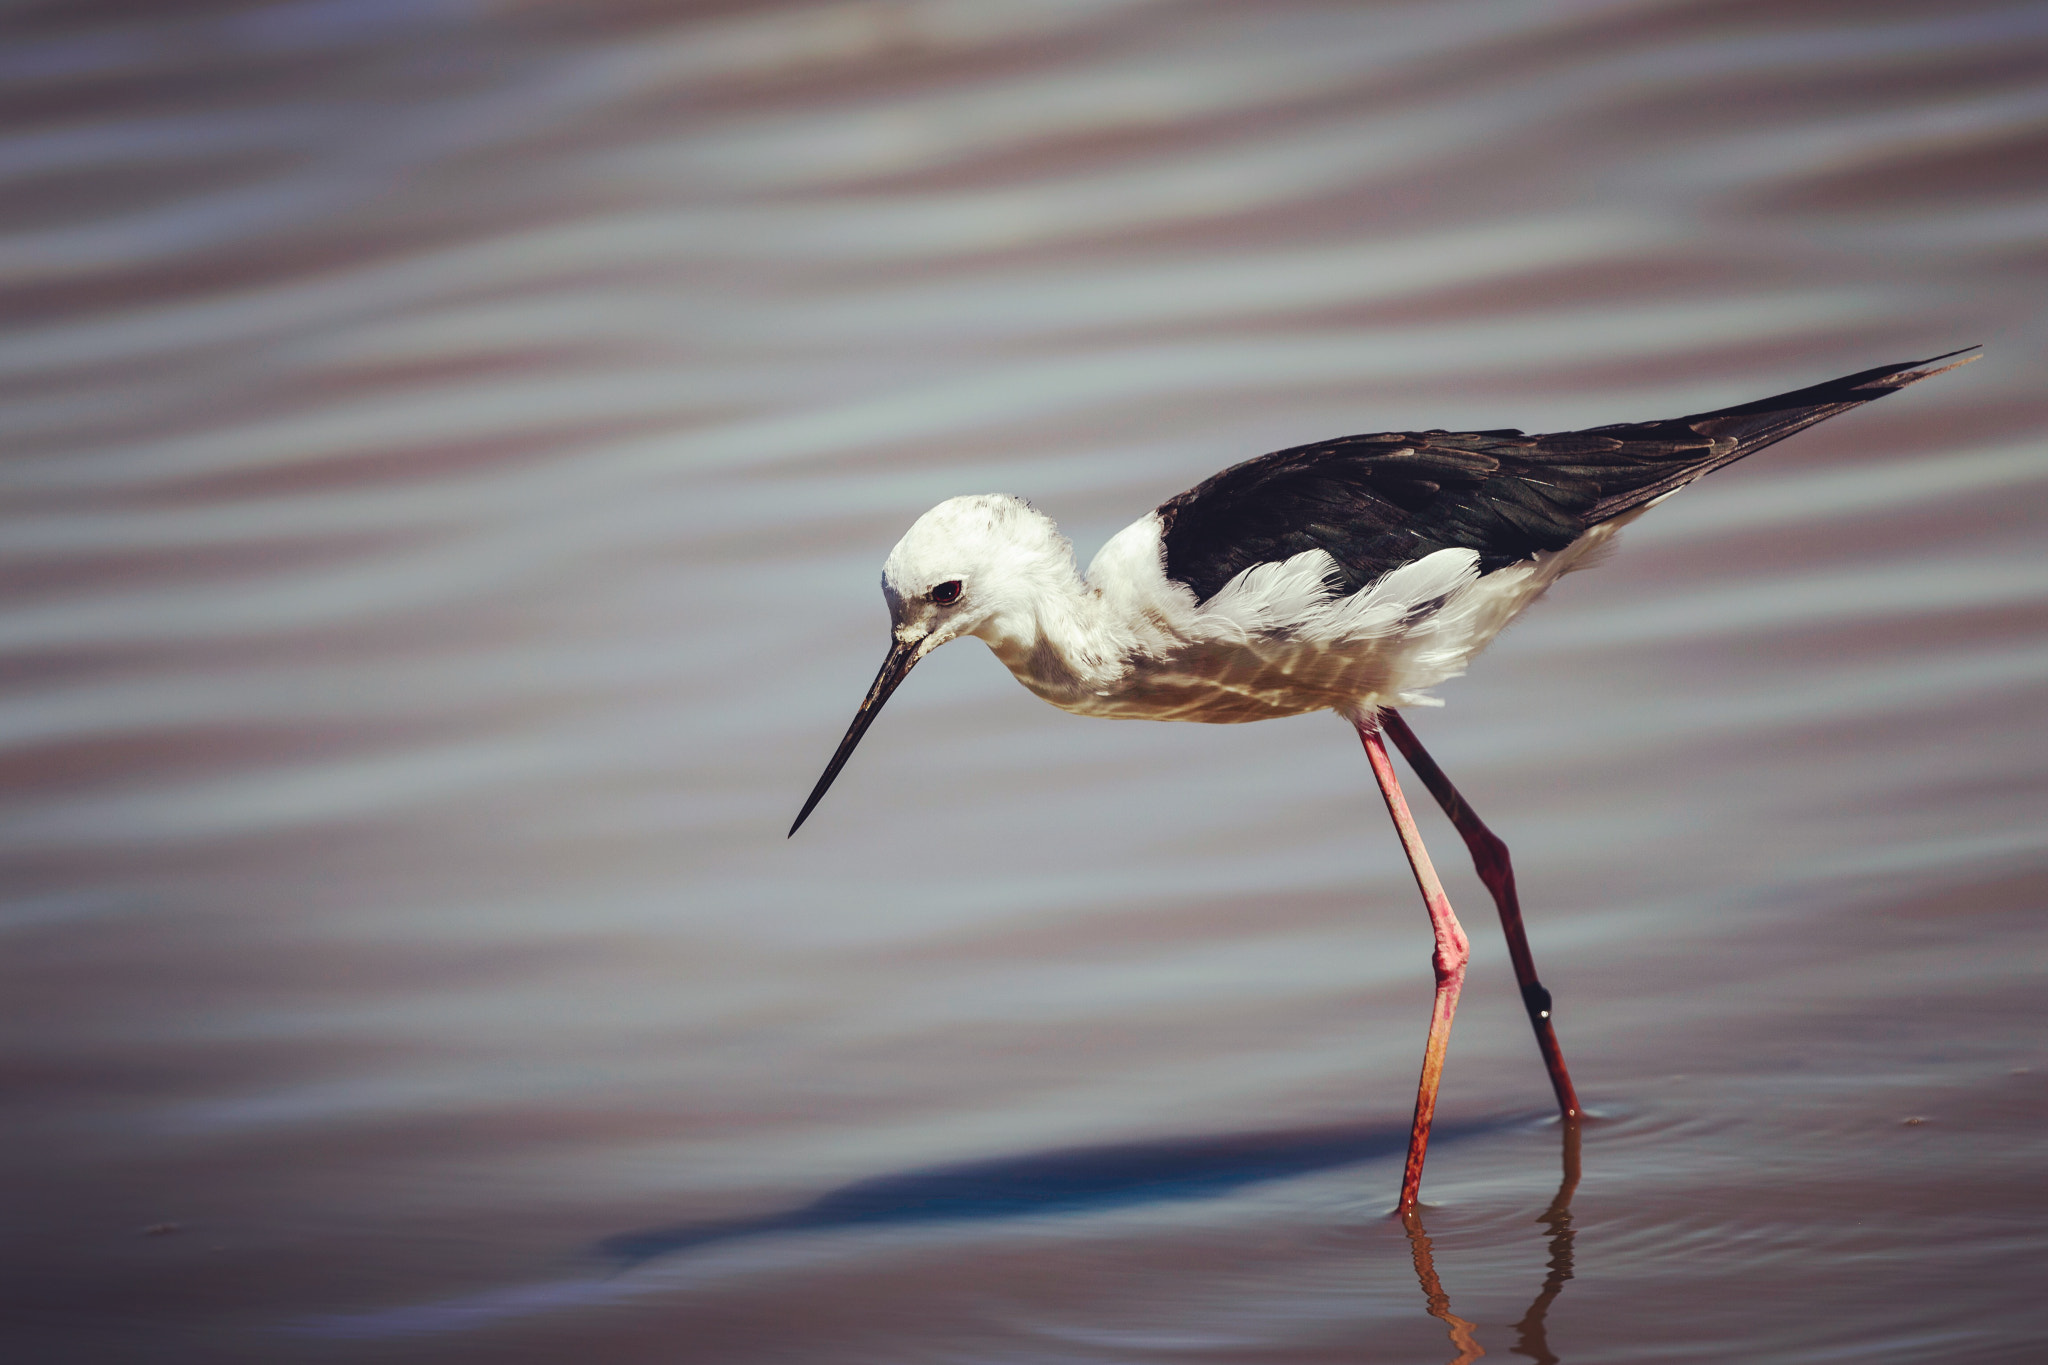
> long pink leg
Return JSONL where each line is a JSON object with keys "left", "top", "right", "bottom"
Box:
{"left": 1381, "top": 711, "right": 1582, "bottom": 1120}
{"left": 1355, "top": 712, "right": 1471, "bottom": 1213}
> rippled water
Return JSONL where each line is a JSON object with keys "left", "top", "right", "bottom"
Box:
{"left": 6, "top": 2, "right": 2047, "bottom": 1361}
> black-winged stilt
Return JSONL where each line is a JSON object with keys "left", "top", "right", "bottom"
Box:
{"left": 790, "top": 348, "right": 1977, "bottom": 1211}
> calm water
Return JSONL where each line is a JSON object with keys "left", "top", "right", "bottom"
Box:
{"left": 5, "top": 2, "right": 2047, "bottom": 1361}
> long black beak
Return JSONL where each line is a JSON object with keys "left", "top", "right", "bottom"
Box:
{"left": 789, "top": 637, "right": 922, "bottom": 836}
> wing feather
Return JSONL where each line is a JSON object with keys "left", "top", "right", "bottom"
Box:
{"left": 1157, "top": 349, "right": 1975, "bottom": 604}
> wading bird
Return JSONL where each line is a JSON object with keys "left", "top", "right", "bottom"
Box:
{"left": 790, "top": 350, "right": 1976, "bottom": 1210}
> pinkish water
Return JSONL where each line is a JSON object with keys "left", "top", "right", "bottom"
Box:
{"left": 4, "top": 2, "right": 2046, "bottom": 1361}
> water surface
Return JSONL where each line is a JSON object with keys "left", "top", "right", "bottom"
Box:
{"left": 4, "top": 2, "right": 2047, "bottom": 1361}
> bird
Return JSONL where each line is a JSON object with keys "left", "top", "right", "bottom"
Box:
{"left": 788, "top": 348, "right": 1978, "bottom": 1212}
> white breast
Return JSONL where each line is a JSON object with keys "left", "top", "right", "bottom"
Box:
{"left": 1004, "top": 511, "right": 1634, "bottom": 724}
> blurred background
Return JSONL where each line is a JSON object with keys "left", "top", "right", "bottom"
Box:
{"left": 4, "top": 1, "right": 2046, "bottom": 1361}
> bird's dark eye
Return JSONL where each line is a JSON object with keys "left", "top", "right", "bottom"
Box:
{"left": 931, "top": 580, "right": 962, "bottom": 606}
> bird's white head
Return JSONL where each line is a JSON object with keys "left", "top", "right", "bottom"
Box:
{"left": 791, "top": 493, "right": 1073, "bottom": 836}
{"left": 880, "top": 493, "right": 1070, "bottom": 655}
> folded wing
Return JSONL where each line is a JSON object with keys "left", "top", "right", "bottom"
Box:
{"left": 1158, "top": 348, "right": 1978, "bottom": 605}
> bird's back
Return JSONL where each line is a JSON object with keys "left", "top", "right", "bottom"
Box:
{"left": 1156, "top": 349, "right": 1977, "bottom": 605}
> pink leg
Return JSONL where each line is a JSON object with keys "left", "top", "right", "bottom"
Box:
{"left": 1381, "top": 711, "right": 1582, "bottom": 1120}
{"left": 1355, "top": 712, "right": 1471, "bottom": 1213}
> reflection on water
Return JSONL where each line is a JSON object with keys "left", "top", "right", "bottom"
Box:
{"left": 1401, "top": 1119, "right": 1578, "bottom": 1365}
{"left": 5, "top": 1, "right": 2048, "bottom": 1362}
{"left": 1512, "top": 1121, "right": 1581, "bottom": 1365}
{"left": 1403, "top": 1209, "right": 1488, "bottom": 1365}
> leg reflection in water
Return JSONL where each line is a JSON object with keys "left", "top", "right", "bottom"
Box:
{"left": 1402, "top": 1206, "right": 1486, "bottom": 1364}
{"left": 1400, "top": 1119, "right": 1583, "bottom": 1365}
{"left": 1511, "top": 1120, "right": 1582, "bottom": 1364}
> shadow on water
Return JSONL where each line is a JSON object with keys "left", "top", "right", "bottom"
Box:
{"left": 598, "top": 1113, "right": 1520, "bottom": 1268}
{"left": 303, "top": 1113, "right": 1583, "bottom": 1344}
{"left": 304, "top": 1115, "right": 1537, "bottom": 1340}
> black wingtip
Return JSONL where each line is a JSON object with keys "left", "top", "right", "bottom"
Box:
{"left": 1690, "top": 345, "right": 1983, "bottom": 422}
{"left": 1880, "top": 344, "right": 1981, "bottom": 387}
{"left": 1847, "top": 344, "right": 1984, "bottom": 395}
{"left": 1582, "top": 346, "right": 1982, "bottom": 526}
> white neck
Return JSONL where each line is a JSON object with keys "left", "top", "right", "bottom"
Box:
{"left": 971, "top": 515, "right": 1185, "bottom": 706}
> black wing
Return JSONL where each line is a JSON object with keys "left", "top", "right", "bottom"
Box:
{"left": 1157, "top": 349, "right": 1977, "bottom": 603}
